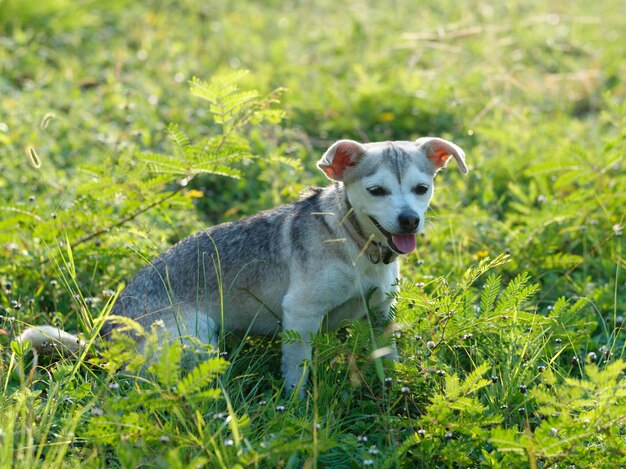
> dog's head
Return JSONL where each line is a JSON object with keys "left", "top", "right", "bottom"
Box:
{"left": 317, "top": 137, "right": 468, "bottom": 255}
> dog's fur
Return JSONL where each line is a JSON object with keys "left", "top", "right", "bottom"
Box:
{"left": 17, "top": 137, "right": 467, "bottom": 394}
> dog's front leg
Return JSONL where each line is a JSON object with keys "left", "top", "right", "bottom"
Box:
{"left": 281, "top": 299, "right": 324, "bottom": 397}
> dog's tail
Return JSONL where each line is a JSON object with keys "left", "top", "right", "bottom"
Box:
{"left": 16, "top": 325, "right": 85, "bottom": 355}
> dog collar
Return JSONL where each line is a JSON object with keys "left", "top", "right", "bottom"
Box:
{"left": 343, "top": 198, "right": 398, "bottom": 265}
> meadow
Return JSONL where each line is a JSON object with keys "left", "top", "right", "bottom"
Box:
{"left": 0, "top": 0, "right": 625, "bottom": 467}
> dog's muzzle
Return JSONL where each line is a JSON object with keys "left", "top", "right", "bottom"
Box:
{"left": 369, "top": 216, "right": 417, "bottom": 254}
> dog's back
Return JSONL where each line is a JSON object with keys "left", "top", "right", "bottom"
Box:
{"left": 105, "top": 187, "right": 344, "bottom": 342}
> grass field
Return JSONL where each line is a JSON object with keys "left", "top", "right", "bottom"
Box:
{"left": 1, "top": 0, "right": 625, "bottom": 467}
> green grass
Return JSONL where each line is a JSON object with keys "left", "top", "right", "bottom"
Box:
{"left": 1, "top": 0, "right": 625, "bottom": 467}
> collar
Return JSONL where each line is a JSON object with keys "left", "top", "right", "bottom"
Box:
{"left": 342, "top": 198, "right": 398, "bottom": 265}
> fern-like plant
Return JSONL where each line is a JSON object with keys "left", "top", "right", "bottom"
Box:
{"left": 0, "top": 70, "right": 288, "bottom": 339}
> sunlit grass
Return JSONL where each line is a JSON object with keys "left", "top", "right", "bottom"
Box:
{"left": 0, "top": 0, "right": 625, "bottom": 466}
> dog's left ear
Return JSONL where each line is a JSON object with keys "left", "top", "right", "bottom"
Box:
{"left": 317, "top": 139, "right": 366, "bottom": 181}
{"left": 416, "top": 137, "right": 468, "bottom": 174}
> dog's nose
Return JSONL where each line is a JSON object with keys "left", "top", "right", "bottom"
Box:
{"left": 398, "top": 212, "right": 420, "bottom": 232}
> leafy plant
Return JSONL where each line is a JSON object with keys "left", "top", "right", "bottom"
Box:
{"left": 489, "top": 360, "right": 626, "bottom": 467}
{"left": 0, "top": 70, "right": 288, "bottom": 337}
{"left": 85, "top": 323, "right": 232, "bottom": 466}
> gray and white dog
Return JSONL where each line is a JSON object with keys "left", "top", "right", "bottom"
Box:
{"left": 19, "top": 137, "right": 467, "bottom": 394}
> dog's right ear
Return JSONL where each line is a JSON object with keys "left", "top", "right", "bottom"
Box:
{"left": 317, "top": 140, "right": 366, "bottom": 181}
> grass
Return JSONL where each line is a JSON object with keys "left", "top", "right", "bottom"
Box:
{"left": 1, "top": 0, "right": 625, "bottom": 467}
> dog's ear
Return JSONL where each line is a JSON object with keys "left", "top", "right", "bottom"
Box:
{"left": 416, "top": 137, "right": 468, "bottom": 174}
{"left": 317, "top": 140, "right": 366, "bottom": 181}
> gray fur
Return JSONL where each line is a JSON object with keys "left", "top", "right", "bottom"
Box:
{"left": 104, "top": 185, "right": 354, "bottom": 342}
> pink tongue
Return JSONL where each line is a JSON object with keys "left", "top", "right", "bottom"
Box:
{"left": 391, "top": 234, "right": 417, "bottom": 254}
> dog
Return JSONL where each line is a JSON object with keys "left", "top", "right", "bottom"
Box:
{"left": 17, "top": 137, "right": 467, "bottom": 394}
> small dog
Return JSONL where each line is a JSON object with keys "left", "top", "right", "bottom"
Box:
{"left": 18, "top": 137, "right": 467, "bottom": 394}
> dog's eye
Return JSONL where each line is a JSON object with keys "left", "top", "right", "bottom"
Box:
{"left": 412, "top": 184, "right": 429, "bottom": 195}
{"left": 367, "top": 186, "right": 388, "bottom": 197}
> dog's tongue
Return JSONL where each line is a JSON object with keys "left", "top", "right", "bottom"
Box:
{"left": 391, "top": 234, "right": 416, "bottom": 254}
